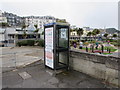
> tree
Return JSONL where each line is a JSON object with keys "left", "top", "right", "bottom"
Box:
{"left": 112, "top": 34, "right": 117, "bottom": 39}
{"left": 91, "top": 31, "right": 96, "bottom": 40}
{"left": 22, "top": 24, "right": 27, "bottom": 30}
{"left": 34, "top": 24, "right": 38, "bottom": 29}
{"left": 104, "top": 33, "right": 108, "bottom": 41}
{"left": 34, "top": 25, "right": 39, "bottom": 40}
{"left": 42, "top": 31, "right": 44, "bottom": 35}
{"left": 56, "top": 19, "right": 67, "bottom": 23}
{"left": 95, "top": 29, "right": 100, "bottom": 35}
{"left": 70, "top": 29, "right": 73, "bottom": 32}
{"left": 77, "top": 28, "right": 84, "bottom": 42}
{"left": 87, "top": 32, "right": 92, "bottom": 41}
{"left": 23, "top": 31, "right": 27, "bottom": 39}
{"left": 87, "top": 32, "right": 92, "bottom": 36}
{"left": 73, "top": 28, "right": 78, "bottom": 31}
{"left": 22, "top": 24, "right": 27, "bottom": 39}
{"left": 92, "top": 29, "right": 100, "bottom": 40}
{"left": 0, "top": 22, "right": 9, "bottom": 28}
{"left": 34, "top": 29, "right": 39, "bottom": 32}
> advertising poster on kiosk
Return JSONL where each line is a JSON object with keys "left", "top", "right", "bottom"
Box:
{"left": 45, "top": 27, "right": 54, "bottom": 69}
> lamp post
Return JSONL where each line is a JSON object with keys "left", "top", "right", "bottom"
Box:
{"left": 14, "top": 31, "right": 18, "bottom": 46}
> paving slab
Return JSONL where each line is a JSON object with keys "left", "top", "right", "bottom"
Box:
{"left": 18, "top": 72, "right": 31, "bottom": 80}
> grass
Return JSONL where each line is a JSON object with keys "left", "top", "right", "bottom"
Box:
{"left": 104, "top": 46, "right": 117, "bottom": 52}
{"left": 103, "top": 53, "right": 112, "bottom": 55}
{"left": 82, "top": 47, "right": 91, "bottom": 50}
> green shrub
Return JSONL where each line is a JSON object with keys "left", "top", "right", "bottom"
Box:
{"left": 70, "top": 40, "right": 73, "bottom": 46}
{"left": 70, "top": 40, "right": 78, "bottom": 46}
{"left": 27, "top": 40, "right": 35, "bottom": 46}
{"left": 16, "top": 40, "right": 27, "bottom": 46}
{"left": 84, "top": 42, "right": 89, "bottom": 46}
{"left": 42, "top": 31, "right": 44, "bottom": 35}
{"left": 108, "top": 39, "right": 117, "bottom": 42}
{"left": 110, "top": 39, "right": 120, "bottom": 46}
{"left": 16, "top": 42, "right": 21, "bottom": 46}
{"left": 90, "top": 40, "right": 96, "bottom": 44}
{"left": 17, "top": 39, "right": 44, "bottom": 47}
{"left": 118, "top": 39, "right": 120, "bottom": 46}
{"left": 16, "top": 40, "right": 35, "bottom": 46}
{"left": 36, "top": 39, "right": 44, "bottom": 47}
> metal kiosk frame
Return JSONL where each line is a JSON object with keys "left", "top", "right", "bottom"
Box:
{"left": 44, "top": 22, "right": 70, "bottom": 70}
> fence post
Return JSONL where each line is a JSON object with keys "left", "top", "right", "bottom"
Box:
{"left": 86, "top": 47, "right": 88, "bottom": 52}
{"left": 92, "top": 45, "right": 94, "bottom": 53}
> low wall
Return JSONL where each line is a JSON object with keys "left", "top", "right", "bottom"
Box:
{"left": 69, "top": 49, "right": 120, "bottom": 87}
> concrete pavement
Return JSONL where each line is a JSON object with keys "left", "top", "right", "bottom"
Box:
{"left": 2, "top": 60, "right": 117, "bottom": 88}
{"left": 1, "top": 46, "right": 44, "bottom": 72}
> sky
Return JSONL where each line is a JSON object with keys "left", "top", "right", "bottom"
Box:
{"left": 0, "top": 0, "right": 119, "bottom": 29}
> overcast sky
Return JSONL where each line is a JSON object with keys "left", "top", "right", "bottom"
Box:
{"left": 0, "top": 0, "right": 119, "bottom": 29}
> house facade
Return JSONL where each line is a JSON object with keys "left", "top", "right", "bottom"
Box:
{"left": 0, "top": 23, "right": 42, "bottom": 44}
{"left": 24, "top": 16, "right": 56, "bottom": 30}
{"left": 2, "top": 11, "right": 24, "bottom": 26}
{"left": 0, "top": 28, "right": 5, "bottom": 41}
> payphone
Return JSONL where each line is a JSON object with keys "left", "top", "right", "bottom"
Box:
{"left": 44, "top": 22, "right": 69, "bottom": 70}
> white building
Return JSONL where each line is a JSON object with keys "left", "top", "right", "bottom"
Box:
{"left": 0, "top": 10, "right": 7, "bottom": 23}
{"left": 82, "top": 30, "right": 90, "bottom": 37}
{"left": 83, "top": 27, "right": 91, "bottom": 31}
{"left": 70, "top": 31, "right": 77, "bottom": 36}
{"left": 82, "top": 27, "right": 94, "bottom": 37}
{"left": 24, "top": 16, "right": 56, "bottom": 30}
{"left": 0, "top": 24, "right": 41, "bottom": 44}
{"left": 2, "top": 11, "right": 24, "bottom": 26}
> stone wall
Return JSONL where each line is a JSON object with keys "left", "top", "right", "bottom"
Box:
{"left": 69, "top": 50, "right": 120, "bottom": 87}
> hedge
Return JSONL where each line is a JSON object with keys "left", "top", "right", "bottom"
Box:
{"left": 36, "top": 39, "right": 44, "bottom": 47}
{"left": 110, "top": 39, "right": 120, "bottom": 46}
{"left": 16, "top": 40, "right": 35, "bottom": 46}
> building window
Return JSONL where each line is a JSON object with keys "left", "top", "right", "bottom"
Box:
{"left": 12, "top": 35, "right": 14, "bottom": 38}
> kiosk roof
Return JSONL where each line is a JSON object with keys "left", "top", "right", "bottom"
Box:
{"left": 44, "top": 22, "right": 70, "bottom": 26}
